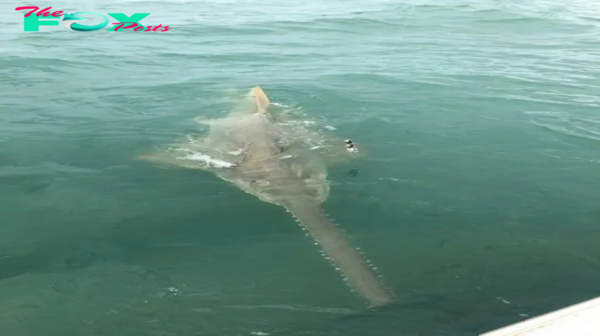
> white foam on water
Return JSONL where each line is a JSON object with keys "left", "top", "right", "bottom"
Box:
{"left": 186, "top": 134, "right": 198, "bottom": 143}
{"left": 179, "top": 152, "right": 237, "bottom": 168}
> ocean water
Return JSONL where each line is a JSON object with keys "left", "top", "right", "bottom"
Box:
{"left": 2, "top": 0, "right": 600, "bottom": 335}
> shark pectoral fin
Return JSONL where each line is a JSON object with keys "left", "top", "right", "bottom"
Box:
{"left": 137, "top": 151, "right": 177, "bottom": 167}
{"left": 136, "top": 151, "right": 202, "bottom": 170}
{"left": 313, "top": 142, "right": 366, "bottom": 166}
{"left": 194, "top": 117, "right": 218, "bottom": 126}
{"left": 252, "top": 86, "right": 270, "bottom": 113}
{"left": 318, "top": 151, "right": 353, "bottom": 166}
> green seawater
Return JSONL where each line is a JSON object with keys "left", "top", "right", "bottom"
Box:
{"left": 2, "top": 1, "right": 600, "bottom": 335}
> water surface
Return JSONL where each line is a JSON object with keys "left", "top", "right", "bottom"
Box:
{"left": 2, "top": 1, "right": 600, "bottom": 335}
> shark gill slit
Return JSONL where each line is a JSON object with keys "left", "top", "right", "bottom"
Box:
{"left": 286, "top": 201, "right": 393, "bottom": 307}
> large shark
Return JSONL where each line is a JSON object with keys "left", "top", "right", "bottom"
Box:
{"left": 138, "top": 87, "right": 393, "bottom": 307}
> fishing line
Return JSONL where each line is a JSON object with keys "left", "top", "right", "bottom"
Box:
{"left": 344, "top": 139, "right": 360, "bottom": 177}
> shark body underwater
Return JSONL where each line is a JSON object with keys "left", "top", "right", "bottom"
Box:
{"left": 139, "top": 87, "right": 393, "bottom": 307}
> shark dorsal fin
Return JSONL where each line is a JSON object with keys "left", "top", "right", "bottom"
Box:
{"left": 252, "top": 86, "right": 270, "bottom": 113}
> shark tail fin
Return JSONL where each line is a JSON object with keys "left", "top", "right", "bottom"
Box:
{"left": 252, "top": 86, "right": 270, "bottom": 113}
